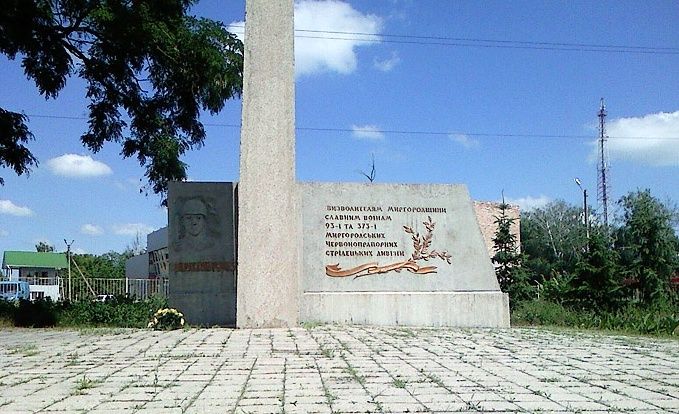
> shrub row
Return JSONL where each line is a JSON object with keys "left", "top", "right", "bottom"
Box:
{"left": 512, "top": 299, "right": 679, "bottom": 336}
{"left": 0, "top": 295, "right": 168, "bottom": 328}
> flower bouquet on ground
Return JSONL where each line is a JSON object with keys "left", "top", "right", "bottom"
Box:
{"left": 148, "top": 308, "right": 185, "bottom": 330}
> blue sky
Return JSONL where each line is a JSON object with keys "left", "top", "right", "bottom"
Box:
{"left": 1, "top": 0, "right": 678, "bottom": 255}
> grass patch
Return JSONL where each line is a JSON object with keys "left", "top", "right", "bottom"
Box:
{"left": 393, "top": 327, "right": 416, "bottom": 338}
{"left": 301, "top": 320, "right": 323, "bottom": 329}
{"left": 393, "top": 378, "right": 407, "bottom": 388}
{"left": 73, "top": 375, "right": 100, "bottom": 395}
{"left": 342, "top": 364, "right": 365, "bottom": 386}
{"left": 8, "top": 344, "right": 39, "bottom": 356}
{"left": 512, "top": 299, "right": 679, "bottom": 337}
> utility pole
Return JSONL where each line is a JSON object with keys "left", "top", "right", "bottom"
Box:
{"left": 575, "top": 178, "right": 590, "bottom": 250}
{"left": 597, "top": 98, "right": 610, "bottom": 227}
{"left": 64, "top": 239, "right": 74, "bottom": 301}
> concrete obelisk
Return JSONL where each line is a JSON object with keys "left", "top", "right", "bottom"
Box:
{"left": 237, "top": 0, "right": 298, "bottom": 327}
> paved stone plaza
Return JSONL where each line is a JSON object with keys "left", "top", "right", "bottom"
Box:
{"left": 0, "top": 326, "right": 677, "bottom": 413}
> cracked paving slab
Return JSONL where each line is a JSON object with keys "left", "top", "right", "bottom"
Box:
{"left": 0, "top": 326, "right": 677, "bottom": 413}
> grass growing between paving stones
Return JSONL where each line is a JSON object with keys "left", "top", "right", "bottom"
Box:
{"left": 392, "top": 378, "right": 407, "bottom": 388}
{"left": 73, "top": 375, "right": 101, "bottom": 395}
{"left": 341, "top": 361, "right": 365, "bottom": 386}
{"left": 8, "top": 344, "right": 39, "bottom": 356}
{"left": 392, "top": 327, "right": 416, "bottom": 338}
{"left": 301, "top": 320, "right": 324, "bottom": 329}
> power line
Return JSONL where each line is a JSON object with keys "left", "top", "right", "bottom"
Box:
{"left": 296, "top": 29, "right": 679, "bottom": 53}
{"left": 227, "top": 25, "right": 679, "bottom": 55}
{"left": 24, "top": 113, "right": 679, "bottom": 141}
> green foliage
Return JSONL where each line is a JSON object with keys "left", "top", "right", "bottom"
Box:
{"left": 0, "top": 296, "right": 167, "bottom": 328}
{"left": 35, "top": 241, "right": 54, "bottom": 252}
{"left": 59, "top": 295, "right": 167, "bottom": 327}
{"left": 539, "top": 272, "right": 577, "bottom": 304}
{"left": 521, "top": 200, "right": 588, "bottom": 279}
{"left": 565, "top": 232, "right": 624, "bottom": 310}
{"left": 512, "top": 299, "right": 679, "bottom": 336}
{"left": 0, "top": 299, "right": 15, "bottom": 326}
{"left": 511, "top": 299, "right": 580, "bottom": 327}
{"left": 512, "top": 189, "right": 679, "bottom": 337}
{"left": 71, "top": 251, "right": 132, "bottom": 279}
{"left": 14, "top": 298, "right": 58, "bottom": 327}
{"left": 0, "top": 109, "right": 37, "bottom": 185}
{"left": 0, "top": 1, "right": 243, "bottom": 195}
{"left": 615, "top": 189, "right": 679, "bottom": 304}
{"left": 491, "top": 200, "right": 534, "bottom": 306}
{"left": 491, "top": 201, "right": 520, "bottom": 292}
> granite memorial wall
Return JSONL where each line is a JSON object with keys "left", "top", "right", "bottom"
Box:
{"left": 167, "top": 182, "right": 237, "bottom": 326}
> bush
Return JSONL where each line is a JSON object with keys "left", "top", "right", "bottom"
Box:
{"left": 511, "top": 299, "right": 581, "bottom": 327}
{"left": 512, "top": 299, "right": 679, "bottom": 336}
{"left": 0, "top": 299, "right": 17, "bottom": 326}
{"left": 14, "top": 298, "right": 59, "bottom": 327}
{"left": 59, "top": 295, "right": 167, "bottom": 328}
{"left": 0, "top": 295, "right": 168, "bottom": 328}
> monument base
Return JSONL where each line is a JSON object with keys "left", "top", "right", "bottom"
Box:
{"left": 300, "top": 291, "right": 510, "bottom": 327}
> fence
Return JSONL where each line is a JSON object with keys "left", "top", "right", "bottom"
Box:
{"left": 65, "top": 277, "right": 169, "bottom": 301}
{"left": 58, "top": 277, "right": 168, "bottom": 301}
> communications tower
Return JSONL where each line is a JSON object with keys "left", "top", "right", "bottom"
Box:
{"left": 597, "top": 98, "right": 610, "bottom": 226}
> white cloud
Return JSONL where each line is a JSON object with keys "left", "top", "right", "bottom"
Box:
{"left": 449, "top": 133, "right": 480, "bottom": 149}
{"left": 73, "top": 248, "right": 88, "bottom": 255}
{"left": 114, "top": 178, "right": 137, "bottom": 191}
{"left": 229, "top": 0, "right": 383, "bottom": 77}
{"left": 111, "top": 223, "right": 154, "bottom": 236}
{"left": 352, "top": 124, "right": 385, "bottom": 140}
{"left": 506, "top": 195, "right": 551, "bottom": 212}
{"left": 81, "top": 224, "right": 104, "bottom": 236}
{"left": 373, "top": 51, "right": 400, "bottom": 72}
{"left": 0, "top": 199, "right": 33, "bottom": 216}
{"left": 600, "top": 110, "right": 679, "bottom": 166}
{"left": 47, "top": 154, "right": 113, "bottom": 177}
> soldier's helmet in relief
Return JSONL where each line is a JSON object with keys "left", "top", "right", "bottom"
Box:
{"left": 183, "top": 198, "right": 207, "bottom": 216}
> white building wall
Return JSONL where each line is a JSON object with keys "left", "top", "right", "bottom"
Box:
{"left": 125, "top": 253, "right": 149, "bottom": 278}
{"left": 147, "top": 227, "right": 168, "bottom": 252}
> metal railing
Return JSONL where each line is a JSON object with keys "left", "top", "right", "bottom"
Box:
{"left": 18, "top": 276, "right": 58, "bottom": 286}
{"left": 66, "top": 277, "right": 169, "bottom": 301}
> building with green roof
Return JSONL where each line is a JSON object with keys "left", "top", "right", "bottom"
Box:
{"left": 2, "top": 251, "right": 67, "bottom": 300}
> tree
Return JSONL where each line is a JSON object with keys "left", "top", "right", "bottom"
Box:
{"left": 571, "top": 232, "right": 622, "bottom": 310}
{"left": 492, "top": 200, "right": 519, "bottom": 292}
{"left": 521, "top": 200, "right": 589, "bottom": 278}
{"left": 35, "top": 241, "right": 54, "bottom": 252}
{"left": 72, "top": 251, "right": 127, "bottom": 279}
{"left": 358, "top": 154, "right": 376, "bottom": 182}
{"left": 615, "top": 189, "right": 679, "bottom": 304}
{"left": 0, "top": 1, "right": 243, "bottom": 195}
{"left": 491, "top": 200, "right": 532, "bottom": 306}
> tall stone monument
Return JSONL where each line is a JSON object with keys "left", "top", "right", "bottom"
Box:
{"left": 166, "top": 0, "right": 509, "bottom": 328}
{"left": 237, "top": 0, "right": 298, "bottom": 327}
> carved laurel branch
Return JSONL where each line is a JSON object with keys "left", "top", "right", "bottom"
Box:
{"left": 325, "top": 216, "right": 452, "bottom": 278}
{"left": 403, "top": 216, "right": 452, "bottom": 264}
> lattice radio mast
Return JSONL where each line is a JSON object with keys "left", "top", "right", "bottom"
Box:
{"left": 597, "top": 98, "right": 610, "bottom": 226}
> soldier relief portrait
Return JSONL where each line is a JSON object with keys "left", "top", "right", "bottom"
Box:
{"left": 174, "top": 196, "right": 222, "bottom": 261}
